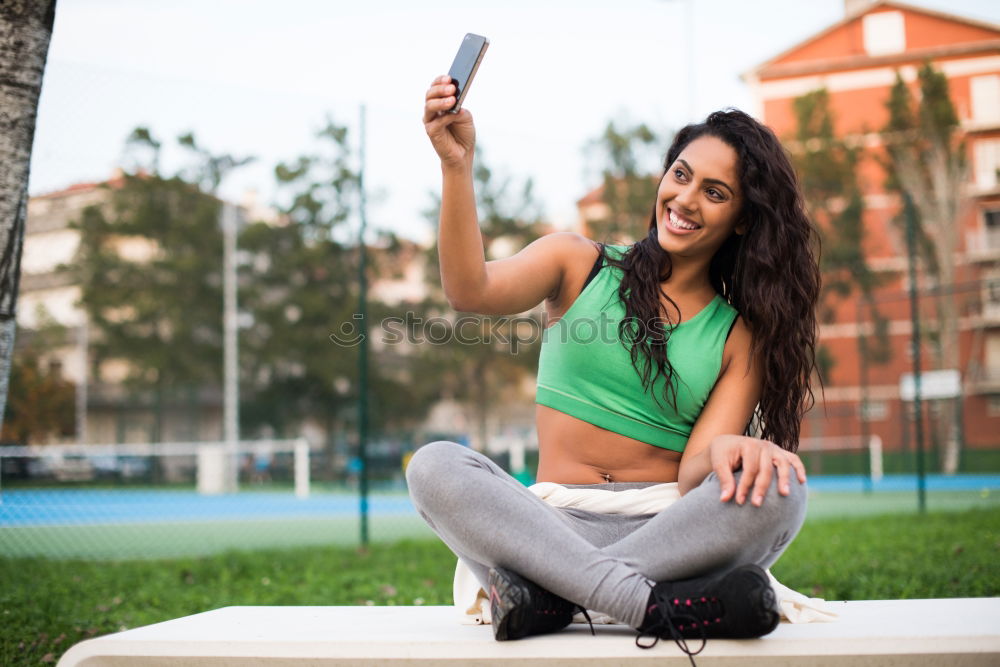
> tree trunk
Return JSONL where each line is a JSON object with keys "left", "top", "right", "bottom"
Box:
{"left": 930, "top": 139, "right": 966, "bottom": 475}
{"left": 0, "top": 1, "right": 57, "bottom": 434}
{"left": 891, "top": 136, "right": 967, "bottom": 475}
{"left": 934, "top": 275, "right": 962, "bottom": 474}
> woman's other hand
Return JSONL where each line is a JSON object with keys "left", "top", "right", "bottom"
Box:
{"left": 710, "top": 434, "right": 806, "bottom": 506}
{"left": 423, "top": 75, "right": 476, "bottom": 170}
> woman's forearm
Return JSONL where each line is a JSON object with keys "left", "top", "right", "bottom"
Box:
{"left": 438, "top": 163, "right": 487, "bottom": 311}
{"left": 677, "top": 446, "right": 714, "bottom": 495}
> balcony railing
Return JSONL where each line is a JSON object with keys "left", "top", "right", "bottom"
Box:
{"left": 966, "top": 228, "right": 1000, "bottom": 261}
{"left": 966, "top": 365, "right": 1000, "bottom": 394}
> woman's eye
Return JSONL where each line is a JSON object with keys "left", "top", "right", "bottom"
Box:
{"left": 706, "top": 188, "right": 724, "bottom": 201}
{"left": 673, "top": 168, "right": 686, "bottom": 181}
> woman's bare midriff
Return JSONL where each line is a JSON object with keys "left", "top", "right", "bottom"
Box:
{"left": 535, "top": 404, "right": 682, "bottom": 484}
{"left": 530, "top": 237, "right": 687, "bottom": 485}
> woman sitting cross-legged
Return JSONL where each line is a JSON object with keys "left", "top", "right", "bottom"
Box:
{"left": 407, "top": 74, "right": 820, "bottom": 662}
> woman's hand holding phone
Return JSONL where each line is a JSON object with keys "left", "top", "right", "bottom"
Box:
{"left": 424, "top": 75, "right": 476, "bottom": 171}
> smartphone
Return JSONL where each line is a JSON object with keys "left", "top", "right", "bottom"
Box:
{"left": 447, "top": 33, "right": 489, "bottom": 114}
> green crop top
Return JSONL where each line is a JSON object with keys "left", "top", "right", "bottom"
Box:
{"left": 536, "top": 245, "right": 739, "bottom": 452}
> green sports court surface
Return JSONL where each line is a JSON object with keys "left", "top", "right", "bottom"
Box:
{"left": 1, "top": 476, "right": 998, "bottom": 559}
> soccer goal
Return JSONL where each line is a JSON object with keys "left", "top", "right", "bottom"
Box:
{"left": 0, "top": 438, "right": 312, "bottom": 498}
{"left": 797, "top": 434, "right": 884, "bottom": 481}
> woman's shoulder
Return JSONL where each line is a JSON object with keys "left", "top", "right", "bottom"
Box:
{"left": 525, "top": 231, "right": 603, "bottom": 270}
{"left": 722, "top": 311, "right": 754, "bottom": 368}
{"left": 534, "top": 231, "right": 602, "bottom": 254}
{"left": 527, "top": 233, "right": 604, "bottom": 316}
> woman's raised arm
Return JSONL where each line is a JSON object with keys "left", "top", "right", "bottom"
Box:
{"left": 423, "top": 76, "right": 590, "bottom": 315}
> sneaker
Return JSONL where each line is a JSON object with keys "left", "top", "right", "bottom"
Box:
{"left": 636, "top": 564, "right": 779, "bottom": 658}
{"left": 487, "top": 567, "right": 593, "bottom": 641}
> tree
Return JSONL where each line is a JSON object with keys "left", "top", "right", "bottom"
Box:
{"left": 71, "top": 129, "right": 231, "bottom": 441}
{"left": 420, "top": 148, "right": 546, "bottom": 452}
{"left": 0, "top": 1, "right": 57, "bottom": 434}
{"left": 882, "top": 63, "right": 968, "bottom": 474}
{"left": 789, "top": 88, "right": 889, "bottom": 384}
{"left": 237, "top": 217, "right": 359, "bottom": 439}
{"left": 238, "top": 118, "right": 438, "bottom": 465}
{"left": 584, "top": 121, "right": 662, "bottom": 244}
{"left": 1, "top": 315, "right": 75, "bottom": 444}
{"left": 68, "top": 127, "right": 256, "bottom": 445}
{"left": 239, "top": 118, "right": 378, "bottom": 443}
{"left": 177, "top": 132, "right": 255, "bottom": 195}
{"left": 362, "top": 239, "right": 455, "bottom": 436}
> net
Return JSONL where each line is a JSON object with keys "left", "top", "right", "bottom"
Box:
{"left": 0, "top": 439, "right": 430, "bottom": 559}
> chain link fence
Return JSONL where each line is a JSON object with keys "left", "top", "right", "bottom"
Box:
{"left": 0, "top": 438, "right": 442, "bottom": 559}
{"left": 800, "top": 280, "right": 1000, "bottom": 478}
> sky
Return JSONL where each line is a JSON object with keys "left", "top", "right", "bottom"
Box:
{"left": 29, "top": 0, "right": 1000, "bottom": 245}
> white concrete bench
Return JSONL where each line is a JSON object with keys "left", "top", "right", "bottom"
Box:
{"left": 58, "top": 598, "right": 1000, "bottom": 666}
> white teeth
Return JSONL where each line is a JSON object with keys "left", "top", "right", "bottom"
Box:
{"left": 669, "top": 210, "right": 699, "bottom": 231}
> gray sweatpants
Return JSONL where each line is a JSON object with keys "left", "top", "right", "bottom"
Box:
{"left": 406, "top": 440, "right": 807, "bottom": 629}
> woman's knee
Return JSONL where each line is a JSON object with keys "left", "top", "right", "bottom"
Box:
{"left": 405, "top": 440, "right": 466, "bottom": 491}
{"left": 709, "top": 469, "right": 807, "bottom": 519}
{"left": 754, "top": 467, "right": 807, "bottom": 502}
{"left": 758, "top": 471, "right": 808, "bottom": 535}
{"left": 784, "top": 472, "right": 808, "bottom": 505}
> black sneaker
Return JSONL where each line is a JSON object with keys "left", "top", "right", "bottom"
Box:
{"left": 488, "top": 567, "right": 594, "bottom": 641}
{"left": 636, "top": 564, "right": 779, "bottom": 661}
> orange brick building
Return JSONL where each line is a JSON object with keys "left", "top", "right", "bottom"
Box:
{"left": 746, "top": 0, "right": 1000, "bottom": 470}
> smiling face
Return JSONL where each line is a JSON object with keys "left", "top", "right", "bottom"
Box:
{"left": 655, "top": 135, "right": 743, "bottom": 264}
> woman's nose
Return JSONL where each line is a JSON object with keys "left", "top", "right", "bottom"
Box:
{"left": 673, "top": 185, "right": 698, "bottom": 213}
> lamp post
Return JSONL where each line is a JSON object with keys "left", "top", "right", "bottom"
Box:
{"left": 357, "top": 104, "right": 370, "bottom": 546}
{"left": 222, "top": 202, "right": 240, "bottom": 493}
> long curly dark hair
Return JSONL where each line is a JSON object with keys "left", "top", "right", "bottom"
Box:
{"left": 601, "top": 109, "right": 820, "bottom": 451}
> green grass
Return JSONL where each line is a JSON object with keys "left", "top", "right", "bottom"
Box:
{"left": 2, "top": 508, "right": 998, "bottom": 666}
{"left": 1, "top": 539, "right": 458, "bottom": 666}
{"left": 771, "top": 508, "right": 1000, "bottom": 600}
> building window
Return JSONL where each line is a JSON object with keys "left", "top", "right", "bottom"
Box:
{"left": 988, "top": 395, "right": 1000, "bottom": 417}
{"left": 906, "top": 400, "right": 946, "bottom": 420}
{"left": 974, "top": 139, "right": 1000, "bottom": 190}
{"left": 986, "top": 208, "right": 1000, "bottom": 229}
{"left": 971, "top": 75, "right": 1000, "bottom": 125}
{"left": 985, "top": 275, "right": 1000, "bottom": 317}
{"left": 859, "top": 400, "right": 888, "bottom": 422}
{"left": 863, "top": 11, "right": 905, "bottom": 56}
{"left": 980, "top": 208, "right": 1000, "bottom": 257}
{"left": 986, "top": 333, "right": 1000, "bottom": 378}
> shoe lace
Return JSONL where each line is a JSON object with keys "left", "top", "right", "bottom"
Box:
{"left": 635, "top": 587, "right": 723, "bottom": 667}
{"left": 573, "top": 605, "right": 596, "bottom": 636}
